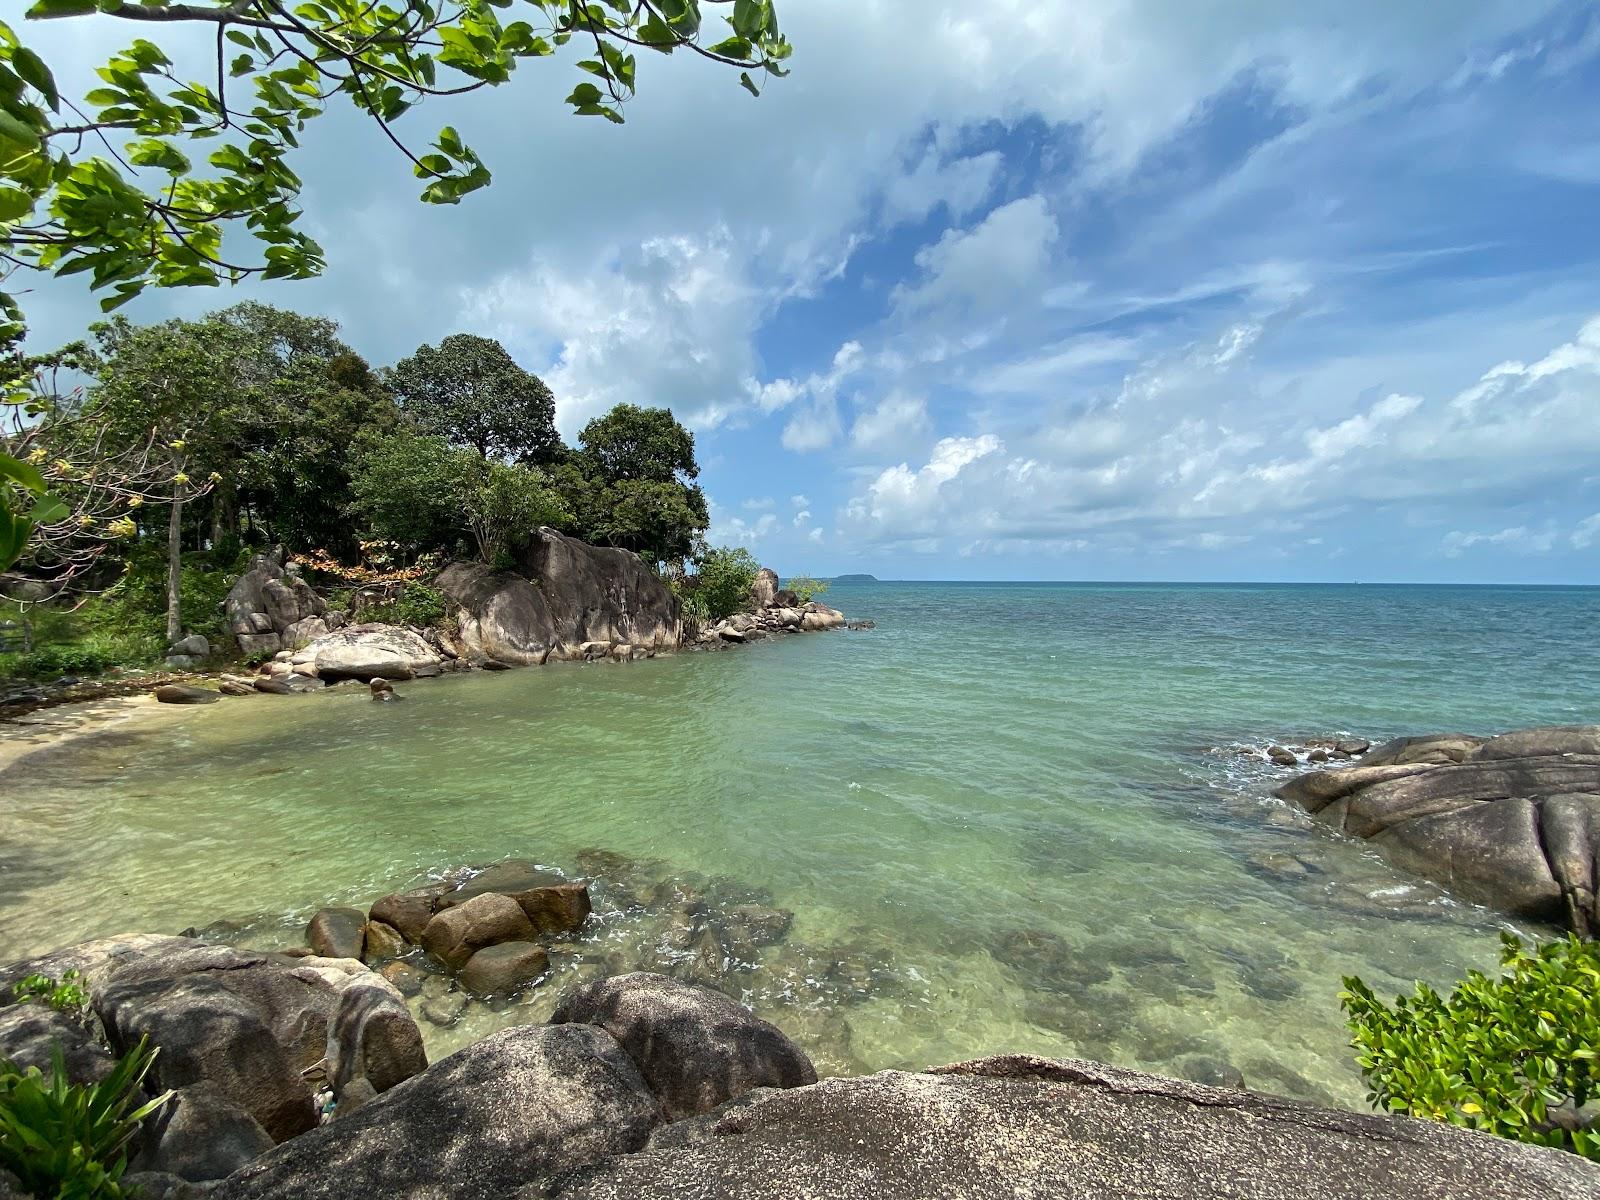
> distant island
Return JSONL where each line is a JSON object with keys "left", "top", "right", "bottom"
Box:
{"left": 833, "top": 574, "right": 879, "bottom": 582}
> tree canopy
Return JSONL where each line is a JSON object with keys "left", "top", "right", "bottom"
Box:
{"left": 387, "top": 333, "right": 559, "bottom": 463}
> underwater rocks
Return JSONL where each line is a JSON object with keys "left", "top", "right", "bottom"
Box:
{"left": 1276, "top": 725, "right": 1600, "bottom": 933}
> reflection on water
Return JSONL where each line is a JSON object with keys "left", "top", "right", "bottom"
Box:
{"left": 4, "top": 581, "right": 1595, "bottom": 1106}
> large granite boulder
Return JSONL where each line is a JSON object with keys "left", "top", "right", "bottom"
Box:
{"left": 86, "top": 942, "right": 426, "bottom": 1143}
{"left": 0, "top": 1004, "right": 115, "bottom": 1084}
{"left": 543, "top": 1054, "right": 1598, "bottom": 1200}
{"left": 224, "top": 549, "right": 328, "bottom": 657}
{"left": 135, "top": 1083, "right": 275, "bottom": 1182}
{"left": 550, "top": 973, "right": 816, "bottom": 1119}
{"left": 749, "top": 567, "right": 779, "bottom": 609}
{"left": 1276, "top": 725, "right": 1600, "bottom": 932}
{"left": 213, "top": 1024, "right": 662, "bottom": 1200}
{"left": 437, "top": 528, "right": 681, "bottom": 664}
{"left": 303, "top": 624, "right": 443, "bottom": 681}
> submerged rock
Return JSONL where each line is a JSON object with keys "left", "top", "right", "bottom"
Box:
{"left": 1277, "top": 724, "right": 1600, "bottom": 931}
{"left": 459, "top": 942, "right": 549, "bottom": 996}
{"left": 154, "top": 684, "right": 220, "bottom": 705}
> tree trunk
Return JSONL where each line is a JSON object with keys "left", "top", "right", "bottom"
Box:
{"left": 166, "top": 490, "right": 183, "bottom": 644}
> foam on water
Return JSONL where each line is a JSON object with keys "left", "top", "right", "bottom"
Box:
{"left": 3, "top": 581, "right": 1596, "bottom": 1106}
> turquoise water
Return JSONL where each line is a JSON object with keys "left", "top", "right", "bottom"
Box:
{"left": 4, "top": 581, "right": 1597, "bottom": 1105}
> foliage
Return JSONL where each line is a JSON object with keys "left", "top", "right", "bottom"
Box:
{"left": 11, "top": 969, "right": 85, "bottom": 1013}
{"left": 348, "top": 427, "right": 473, "bottom": 556}
{"left": 294, "top": 543, "right": 440, "bottom": 587}
{"left": 1342, "top": 933, "right": 1600, "bottom": 1160}
{"left": 558, "top": 405, "right": 707, "bottom": 567}
{"left": 0, "top": 3, "right": 789, "bottom": 320}
{"left": 784, "top": 574, "right": 827, "bottom": 604}
{"left": 388, "top": 334, "right": 559, "bottom": 464}
{"left": 461, "top": 458, "right": 569, "bottom": 568}
{"left": 359, "top": 583, "right": 449, "bottom": 630}
{"left": 692, "top": 545, "right": 758, "bottom": 622}
{"left": 0, "top": 1036, "right": 171, "bottom": 1200}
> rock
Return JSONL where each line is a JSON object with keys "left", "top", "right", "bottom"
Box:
{"left": 281, "top": 617, "right": 329, "bottom": 649}
{"left": 750, "top": 567, "right": 780, "bottom": 608}
{"left": 154, "top": 684, "right": 220, "bottom": 705}
{"left": 136, "top": 1083, "right": 275, "bottom": 1182}
{"left": 1277, "top": 725, "right": 1600, "bottom": 931}
{"left": 225, "top": 548, "right": 328, "bottom": 657}
{"left": 550, "top": 972, "right": 817, "bottom": 1120}
{"left": 378, "top": 962, "right": 428, "bottom": 997}
{"left": 362, "top": 920, "right": 407, "bottom": 963}
{"left": 716, "top": 626, "right": 747, "bottom": 643}
{"left": 253, "top": 678, "right": 296, "bottom": 696}
{"left": 0, "top": 1004, "right": 116, "bottom": 1084}
{"left": 518, "top": 883, "right": 592, "bottom": 935}
{"left": 169, "top": 634, "right": 210, "bottom": 658}
{"left": 846, "top": 619, "right": 876, "bottom": 630}
{"left": 1335, "top": 737, "right": 1371, "bottom": 755}
{"left": 479, "top": 657, "right": 513, "bottom": 671}
{"left": 306, "top": 908, "right": 367, "bottom": 961}
{"left": 1178, "top": 1055, "right": 1246, "bottom": 1090}
{"left": 577, "top": 640, "right": 611, "bottom": 660}
{"left": 219, "top": 676, "right": 256, "bottom": 697}
{"left": 370, "top": 678, "right": 401, "bottom": 702}
{"left": 165, "top": 655, "right": 202, "bottom": 669}
{"left": 420, "top": 990, "right": 466, "bottom": 1028}
{"left": 437, "top": 530, "right": 682, "bottom": 666}
{"left": 306, "top": 624, "right": 441, "bottom": 681}
{"left": 1308, "top": 748, "right": 1329, "bottom": 763}
{"left": 1266, "top": 744, "right": 1297, "bottom": 767}
{"left": 324, "top": 977, "right": 428, "bottom": 1111}
{"left": 370, "top": 887, "right": 447, "bottom": 944}
{"left": 212, "top": 1024, "right": 661, "bottom": 1200}
{"left": 459, "top": 942, "right": 550, "bottom": 996}
{"left": 549, "top": 1055, "right": 1598, "bottom": 1200}
{"left": 420, "top": 892, "right": 535, "bottom": 969}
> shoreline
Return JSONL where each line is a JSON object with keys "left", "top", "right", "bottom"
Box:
{"left": 0, "top": 691, "right": 214, "bottom": 777}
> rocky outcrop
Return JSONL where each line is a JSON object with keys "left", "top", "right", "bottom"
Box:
{"left": 438, "top": 528, "right": 682, "bottom": 665}
{"left": 550, "top": 972, "right": 817, "bottom": 1120}
{"left": 544, "top": 1054, "right": 1597, "bottom": 1200}
{"left": 298, "top": 624, "right": 444, "bottom": 681}
{"left": 1276, "top": 725, "right": 1600, "bottom": 933}
{"left": 214, "top": 1023, "right": 663, "bottom": 1200}
{"left": 224, "top": 548, "right": 337, "bottom": 657}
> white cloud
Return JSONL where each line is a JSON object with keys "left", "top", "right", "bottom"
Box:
{"left": 893, "top": 195, "right": 1060, "bottom": 316}
{"left": 1572, "top": 513, "right": 1600, "bottom": 549}
{"left": 792, "top": 510, "right": 811, "bottom": 527}
{"left": 851, "top": 390, "right": 931, "bottom": 453}
{"left": 883, "top": 148, "right": 1004, "bottom": 224}
{"left": 790, "top": 494, "right": 810, "bottom": 508}
{"left": 1441, "top": 526, "right": 1559, "bottom": 557}
{"left": 808, "top": 527, "right": 825, "bottom": 544}
{"left": 743, "top": 497, "right": 775, "bottom": 510}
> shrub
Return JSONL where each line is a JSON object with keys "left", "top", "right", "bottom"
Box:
{"left": 360, "top": 583, "right": 450, "bottom": 630}
{"left": 692, "top": 546, "right": 759, "bottom": 622}
{"left": 12, "top": 970, "right": 87, "bottom": 1014}
{"left": 1341, "top": 934, "right": 1600, "bottom": 1160}
{"left": 785, "top": 574, "right": 828, "bottom": 604}
{"left": 0, "top": 1036, "right": 171, "bottom": 1199}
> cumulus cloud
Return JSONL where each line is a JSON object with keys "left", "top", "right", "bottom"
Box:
{"left": 892, "top": 195, "right": 1060, "bottom": 316}
{"left": 851, "top": 390, "right": 931, "bottom": 453}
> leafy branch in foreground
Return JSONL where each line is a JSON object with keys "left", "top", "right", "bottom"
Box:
{"left": 0, "top": 0, "right": 789, "bottom": 320}
{"left": 0, "top": 1035, "right": 171, "bottom": 1199}
{"left": 1342, "top": 933, "right": 1600, "bottom": 1160}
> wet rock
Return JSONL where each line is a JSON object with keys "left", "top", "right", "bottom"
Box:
{"left": 1266, "top": 745, "right": 1297, "bottom": 767}
{"left": 517, "top": 883, "right": 592, "bottom": 935}
{"left": 993, "top": 928, "right": 1113, "bottom": 988}
{"left": 551, "top": 972, "right": 817, "bottom": 1120}
{"left": 136, "top": 1083, "right": 274, "bottom": 1182}
{"left": 306, "top": 908, "right": 367, "bottom": 961}
{"left": 369, "top": 678, "right": 401, "bottom": 702}
{"left": 1177, "top": 1055, "right": 1246, "bottom": 1090}
{"left": 214, "top": 1024, "right": 662, "bottom": 1200}
{"left": 378, "top": 962, "right": 428, "bottom": 997}
{"left": 420, "top": 990, "right": 466, "bottom": 1029}
{"left": 154, "top": 684, "right": 220, "bottom": 705}
{"left": 459, "top": 942, "right": 549, "bottom": 996}
{"left": 420, "top": 892, "right": 536, "bottom": 969}
{"left": 1243, "top": 850, "right": 1318, "bottom": 884}
{"left": 1307, "top": 748, "right": 1329, "bottom": 764}
{"left": 1335, "top": 737, "right": 1371, "bottom": 756}
{"left": 253, "top": 678, "right": 296, "bottom": 696}
{"left": 362, "top": 920, "right": 407, "bottom": 963}
{"left": 325, "top": 977, "right": 428, "bottom": 1110}
{"left": 369, "top": 886, "right": 449, "bottom": 944}
{"left": 219, "top": 676, "right": 256, "bottom": 697}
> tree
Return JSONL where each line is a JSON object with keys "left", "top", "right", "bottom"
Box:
{"left": 461, "top": 459, "right": 569, "bottom": 568}
{"left": 388, "top": 334, "right": 559, "bottom": 463}
{"left": 690, "top": 544, "right": 757, "bottom": 621}
{"left": 347, "top": 427, "right": 471, "bottom": 555}
{"left": 0, "top": 0, "right": 792, "bottom": 570}
{"left": 578, "top": 402, "right": 699, "bottom": 483}
{"left": 561, "top": 402, "right": 708, "bottom": 567}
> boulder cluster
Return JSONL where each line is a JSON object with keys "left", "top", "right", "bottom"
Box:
{"left": 1, "top": 943, "right": 1590, "bottom": 1200}
{"left": 223, "top": 549, "right": 342, "bottom": 660}
{"left": 690, "top": 567, "right": 848, "bottom": 646}
{"left": 303, "top": 860, "right": 594, "bottom": 1012}
{"left": 1276, "top": 725, "right": 1600, "bottom": 934}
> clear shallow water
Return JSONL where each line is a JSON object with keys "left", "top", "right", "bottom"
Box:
{"left": 3, "top": 581, "right": 1598, "bottom": 1106}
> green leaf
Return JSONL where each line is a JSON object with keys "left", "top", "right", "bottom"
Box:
{"left": 27, "top": 493, "right": 68, "bottom": 524}
{"left": 24, "top": 0, "right": 98, "bottom": 16}
{"left": 11, "top": 47, "right": 58, "bottom": 109}
{"left": 739, "top": 70, "right": 759, "bottom": 98}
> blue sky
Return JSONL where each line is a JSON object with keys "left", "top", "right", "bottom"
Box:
{"left": 21, "top": 1, "right": 1600, "bottom": 582}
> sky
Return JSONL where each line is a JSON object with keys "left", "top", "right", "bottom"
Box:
{"left": 18, "top": 1, "right": 1600, "bottom": 583}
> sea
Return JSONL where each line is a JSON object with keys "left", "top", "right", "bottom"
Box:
{"left": 3, "top": 580, "right": 1597, "bottom": 1106}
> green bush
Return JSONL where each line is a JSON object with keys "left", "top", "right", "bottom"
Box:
{"left": 692, "top": 546, "right": 759, "bottom": 622}
{"left": 1342, "top": 934, "right": 1600, "bottom": 1160}
{"left": 784, "top": 574, "right": 828, "bottom": 604}
{"left": 0, "top": 632, "right": 166, "bottom": 682}
{"left": 360, "top": 583, "right": 450, "bottom": 630}
{"left": 0, "top": 1036, "right": 171, "bottom": 1199}
{"left": 12, "top": 971, "right": 87, "bottom": 1014}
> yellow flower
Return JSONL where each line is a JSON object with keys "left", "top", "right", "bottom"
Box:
{"left": 26, "top": 448, "right": 46, "bottom": 464}
{"left": 77, "top": 514, "right": 94, "bottom": 527}
{"left": 208, "top": 471, "right": 221, "bottom": 482}
{"left": 127, "top": 494, "right": 143, "bottom": 508}
{"left": 54, "top": 459, "right": 73, "bottom": 476}
{"left": 169, "top": 439, "right": 186, "bottom": 450}
{"left": 174, "top": 472, "right": 190, "bottom": 485}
